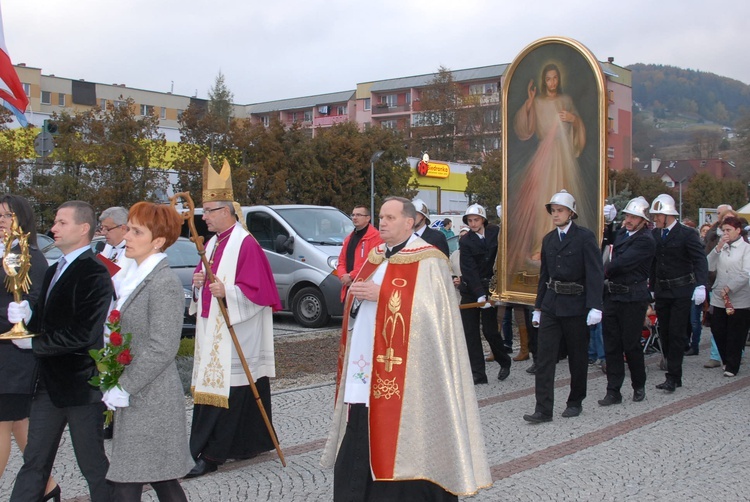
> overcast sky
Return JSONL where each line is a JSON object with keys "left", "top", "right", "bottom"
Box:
{"left": 3, "top": 0, "right": 747, "bottom": 104}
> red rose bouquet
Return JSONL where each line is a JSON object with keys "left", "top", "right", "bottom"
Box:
{"left": 88, "top": 309, "right": 133, "bottom": 425}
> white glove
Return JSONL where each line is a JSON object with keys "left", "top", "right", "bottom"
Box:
{"left": 650, "top": 291, "right": 655, "bottom": 300}
{"left": 532, "top": 310, "right": 541, "bottom": 327}
{"left": 7, "top": 300, "right": 31, "bottom": 324}
{"left": 103, "top": 386, "right": 130, "bottom": 410}
{"left": 586, "top": 308, "right": 602, "bottom": 326}
{"left": 12, "top": 337, "right": 32, "bottom": 350}
{"left": 692, "top": 285, "right": 706, "bottom": 305}
{"left": 477, "top": 296, "right": 492, "bottom": 309}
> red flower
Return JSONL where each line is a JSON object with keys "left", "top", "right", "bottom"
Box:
{"left": 108, "top": 310, "right": 121, "bottom": 324}
{"left": 109, "top": 332, "right": 122, "bottom": 346}
{"left": 116, "top": 349, "right": 133, "bottom": 365}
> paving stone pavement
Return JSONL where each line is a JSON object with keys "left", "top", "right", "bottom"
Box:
{"left": 2, "top": 334, "right": 750, "bottom": 501}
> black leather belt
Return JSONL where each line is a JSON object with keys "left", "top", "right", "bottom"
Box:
{"left": 658, "top": 273, "right": 695, "bottom": 290}
{"left": 605, "top": 280, "right": 629, "bottom": 294}
{"left": 546, "top": 280, "right": 584, "bottom": 295}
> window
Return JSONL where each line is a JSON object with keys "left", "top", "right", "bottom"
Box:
{"left": 385, "top": 94, "right": 397, "bottom": 107}
{"left": 58, "top": 93, "right": 65, "bottom": 106}
{"left": 140, "top": 104, "right": 153, "bottom": 116}
{"left": 484, "top": 109, "right": 499, "bottom": 124}
{"left": 22, "top": 83, "right": 30, "bottom": 97}
{"left": 100, "top": 98, "right": 107, "bottom": 110}
{"left": 245, "top": 212, "right": 288, "bottom": 252}
{"left": 261, "top": 115, "right": 269, "bottom": 127}
{"left": 290, "top": 111, "right": 298, "bottom": 122}
{"left": 304, "top": 110, "right": 313, "bottom": 122}
{"left": 364, "top": 98, "right": 371, "bottom": 111}
{"left": 177, "top": 109, "right": 184, "bottom": 119}
{"left": 484, "top": 83, "right": 497, "bottom": 94}
{"left": 41, "top": 91, "right": 51, "bottom": 105}
{"left": 608, "top": 146, "right": 615, "bottom": 159}
{"left": 469, "top": 84, "right": 483, "bottom": 95}
{"left": 381, "top": 119, "right": 397, "bottom": 129}
{"left": 405, "top": 93, "right": 411, "bottom": 105}
{"left": 161, "top": 107, "right": 167, "bottom": 119}
{"left": 114, "top": 100, "right": 126, "bottom": 109}
{"left": 336, "top": 106, "right": 347, "bottom": 116}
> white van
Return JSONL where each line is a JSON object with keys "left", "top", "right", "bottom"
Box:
{"left": 185, "top": 205, "right": 352, "bottom": 328}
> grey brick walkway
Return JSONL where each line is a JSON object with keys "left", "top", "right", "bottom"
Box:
{"left": 2, "top": 334, "right": 749, "bottom": 501}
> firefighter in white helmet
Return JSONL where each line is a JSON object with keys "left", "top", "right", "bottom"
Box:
{"left": 459, "top": 203, "right": 511, "bottom": 383}
{"left": 598, "top": 196, "right": 655, "bottom": 407}
{"left": 411, "top": 198, "right": 449, "bottom": 257}
{"left": 523, "top": 190, "right": 603, "bottom": 423}
{"left": 649, "top": 193, "right": 708, "bottom": 392}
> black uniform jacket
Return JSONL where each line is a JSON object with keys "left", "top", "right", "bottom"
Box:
{"left": 459, "top": 224, "right": 499, "bottom": 299}
{"left": 535, "top": 222, "right": 603, "bottom": 317}
{"left": 28, "top": 249, "right": 113, "bottom": 408}
{"left": 420, "top": 226, "right": 450, "bottom": 258}
{"left": 650, "top": 223, "right": 708, "bottom": 300}
{"left": 605, "top": 226, "right": 655, "bottom": 303}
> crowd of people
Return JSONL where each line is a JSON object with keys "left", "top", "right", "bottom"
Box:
{"left": 0, "top": 172, "right": 743, "bottom": 500}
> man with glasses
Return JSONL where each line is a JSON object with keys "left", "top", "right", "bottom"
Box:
{"left": 187, "top": 159, "right": 281, "bottom": 478}
{"left": 336, "top": 205, "right": 382, "bottom": 302}
{"left": 97, "top": 207, "right": 134, "bottom": 281}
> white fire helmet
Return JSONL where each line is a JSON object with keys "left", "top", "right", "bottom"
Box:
{"left": 463, "top": 204, "right": 487, "bottom": 225}
{"left": 649, "top": 194, "right": 679, "bottom": 216}
{"left": 411, "top": 198, "right": 430, "bottom": 223}
{"left": 622, "top": 196, "right": 650, "bottom": 222}
{"left": 545, "top": 190, "right": 578, "bottom": 219}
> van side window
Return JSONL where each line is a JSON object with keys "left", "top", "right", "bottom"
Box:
{"left": 246, "top": 212, "right": 289, "bottom": 251}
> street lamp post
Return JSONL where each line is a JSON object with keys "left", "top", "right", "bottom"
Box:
{"left": 370, "top": 150, "right": 384, "bottom": 221}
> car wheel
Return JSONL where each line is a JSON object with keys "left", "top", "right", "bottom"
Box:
{"left": 291, "top": 286, "right": 330, "bottom": 328}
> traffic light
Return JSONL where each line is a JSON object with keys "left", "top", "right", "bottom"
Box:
{"left": 43, "top": 119, "right": 58, "bottom": 135}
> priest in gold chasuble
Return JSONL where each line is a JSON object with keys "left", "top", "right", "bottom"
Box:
{"left": 321, "top": 197, "right": 492, "bottom": 501}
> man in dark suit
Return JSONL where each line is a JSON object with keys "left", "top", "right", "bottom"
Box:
{"left": 8, "top": 201, "right": 114, "bottom": 502}
{"left": 524, "top": 190, "right": 603, "bottom": 423}
{"left": 649, "top": 194, "right": 708, "bottom": 392}
{"left": 459, "top": 203, "right": 511, "bottom": 384}
{"left": 411, "top": 198, "right": 450, "bottom": 257}
{"left": 598, "top": 197, "right": 656, "bottom": 406}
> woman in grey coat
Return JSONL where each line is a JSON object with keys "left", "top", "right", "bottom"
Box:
{"left": 103, "top": 202, "right": 193, "bottom": 501}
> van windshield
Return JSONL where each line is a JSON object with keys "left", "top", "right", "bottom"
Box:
{"left": 275, "top": 207, "right": 354, "bottom": 245}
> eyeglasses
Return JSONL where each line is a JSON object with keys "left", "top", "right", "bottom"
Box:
{"left": 0, "top": 213, "right": 14, "bottom": 220}
{"left": 100, "top": 224, "right": 124, "bottom": 233}
{"left": 350, "top": 213, "right": 369, "bottom": 218}
{"left": 204, "top": 207, "right": 226, "bottom": 215}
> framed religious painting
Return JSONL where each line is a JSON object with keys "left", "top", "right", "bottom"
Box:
{"left": 499, "top": 37, "right": 607, "bottom": 305}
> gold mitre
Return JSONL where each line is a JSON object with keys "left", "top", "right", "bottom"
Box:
{"left": 202, "top": 158, "right": 234, "bottom": 202}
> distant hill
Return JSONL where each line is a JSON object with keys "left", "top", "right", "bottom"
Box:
{"left": 627, "top": 63, "right": 750, "bottom": 126}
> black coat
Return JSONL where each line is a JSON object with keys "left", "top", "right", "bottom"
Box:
{"left": 28, "top": 249, "right": 113, "bottom": 408}
{"left": 650, "top": 223, "right": 708, "bottom": 300}
{"left": 0, "top": 245, "right": 48, "bottom": 395}
{"left": 535, "top": 222, "right": 603, "bottom": 317}
{"left": 459, "top": 224, "right": 499, "bottom": 299}
{"left": 420, "top": 226, "right": 450, "bottom": 258}
{"left": 604, "top": 226, "right": 655, "bottom": 303}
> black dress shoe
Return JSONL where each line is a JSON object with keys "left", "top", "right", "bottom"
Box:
{"left": 102, "top": 424, "right": 113, "bottom": 440}
{"left": 523, "top": 411, "right": 552, "bottom": 424}
{"left": 655, "top": 379, "right": 680, "bottom": 392}
{"left": 597, "top": 393, "right": 622, "bottom": 406}
{"left": 473, "top": 375, "right": 488, "bottom": 385}
{"left": 497, "top": 365, "right": 511, "bottom": 381}
{"left": 561, "top": 406, "right": 582, "bottom": 418}
{"left": 685, "top": 348, "right": 699, "bottom": 356}
{"left": 185, "top": 458, "right": 218, "bottom": 478}
{"left": 501, "top": 346, "right": 513, "bottom": 354}
{"left": 633, "top": 388, "right": 646, "bottom": 402}
{"left": 526, "top": 362, "right": 537, "bottom": 374}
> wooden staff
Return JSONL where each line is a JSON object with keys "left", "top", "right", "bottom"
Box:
{"left": 459, "top": 300, "right": 497, "bottom": 310}
{"left": 171, "top": 192, "right": 286, "bottom": 467}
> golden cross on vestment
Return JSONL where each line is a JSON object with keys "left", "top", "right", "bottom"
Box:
{"left": 376, "top": 347, "right": 403, "bottom": 372}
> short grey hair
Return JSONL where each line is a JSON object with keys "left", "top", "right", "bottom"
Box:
{"left": 99, "top": 206, "right": 128, "bottom": 225}
{"left": 383, "top": 196, "right": 416, "bottom": 220}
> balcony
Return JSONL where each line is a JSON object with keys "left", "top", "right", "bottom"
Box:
{"left": 371, "top": 103, "right": 411, "bottom": 115}
{"left": 313, "top": 115, "right": 350, "bottom": 127}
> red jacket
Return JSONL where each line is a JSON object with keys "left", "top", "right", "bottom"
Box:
{"left": 337, "top": 224, "right": 383, "bottom": 301}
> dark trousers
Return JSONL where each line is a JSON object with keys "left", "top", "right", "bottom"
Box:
{"left": 500, "top": 306, "right": 513, "bottom": 348}
{"left": 654, "top": 297, "right": 692, "bottom": 383}
{"left": 710, "top": 307, "right": 750, "bottom": 375}
{"left": 190, "top": 378, "right": 274, "bottom": 463}
{"left": 603, "top": 299, "right": 648, "bottom": 394}
{"left": 460, "top": 294, "right": 511, "bottom": 380}
{"left": 112, "top": 480, "right": 187, "bottom": 502}
{"left": 534, "top": 312, "right": 589, "bottom": 416}
{"left": 689, "top": 302, "right": 703, "bottom": 351}
{"left": 333, "top": 404, "right": 457, "bottom": 502}
{"left": 10, "top": 389, "right": 111, "bottom": 502}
